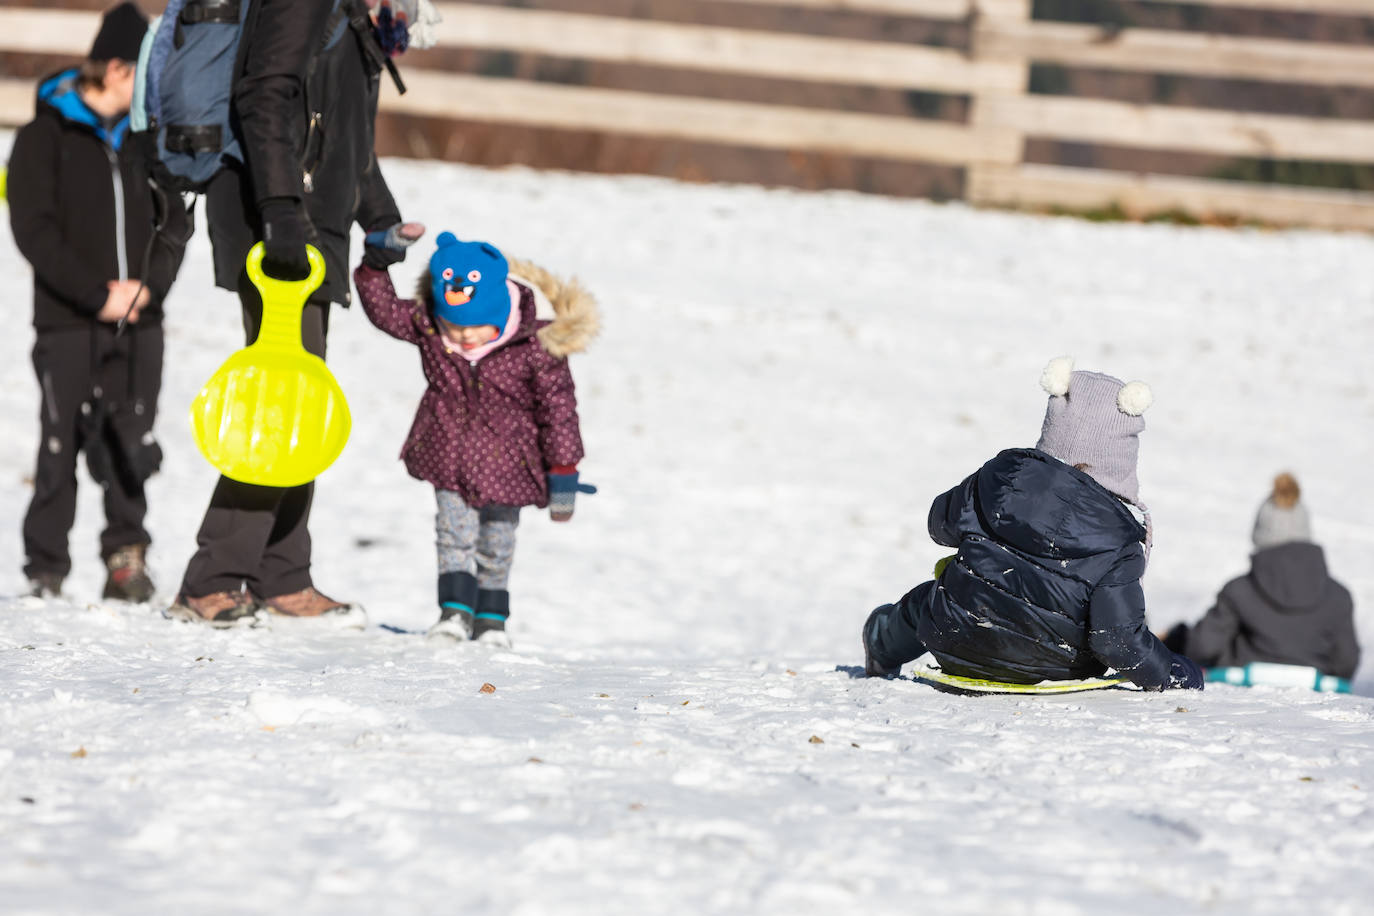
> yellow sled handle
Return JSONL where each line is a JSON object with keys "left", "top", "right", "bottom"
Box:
{"left": 243, "top": 242, "right": 328, "bottom": 349}
{"left": 189, "top": 241, "right": 350, "bottom": 488}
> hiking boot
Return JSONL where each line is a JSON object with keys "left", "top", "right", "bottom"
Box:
{"left": 863, "top": 606, "right": 900, "bottom": 678}
{"left": 260, "top": 587, "right": 367, "bottom": 629}
{"left": 27, "top": 572, "right": 65, "bottom": 599}
{"left": 103, "top": 544, "right": 156, "bottom": 603}
{"left": 164, "top": 590, "right": 262, "bottom": 628}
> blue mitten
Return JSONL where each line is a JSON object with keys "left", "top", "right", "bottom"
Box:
{"left": 363, "top": 223, "right": 422, "bottom": 269}
{"left": 1168, "top": 652, "right": 1205, "bottom": 690}
{"left": 548, "top": 469, "right": 597, "bottom": 522}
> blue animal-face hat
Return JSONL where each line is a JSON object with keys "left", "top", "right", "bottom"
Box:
{"left": 428, "top": 232, "right": 510, "bottom": 328}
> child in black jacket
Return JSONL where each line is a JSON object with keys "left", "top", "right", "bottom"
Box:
{"left": 8, "top": 3, "right": 186, "bottom": 601}
{"left": 862, "top": 357, "right": 1203, "bottom": 691}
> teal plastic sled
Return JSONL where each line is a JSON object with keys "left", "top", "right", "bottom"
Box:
{"left": 911, "top": 661, "right": 1129, "bottom": 696}
{"left": 1205, "top": 662, "right": 1351, "bottom": 694}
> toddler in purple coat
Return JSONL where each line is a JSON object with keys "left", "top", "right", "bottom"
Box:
{"left": 354, "top": 231, "right": 599, "bottom": 645}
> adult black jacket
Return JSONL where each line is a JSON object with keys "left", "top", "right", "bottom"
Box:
{"left": 207, "top": 0, "right": 400, "bottom": 306}
{"left": 898, "top": 448, "right": 1173, "bottom": 688}
{"left": 9, "top": 70, "right": 186, "bottom": 330}
{"left": 1186, "top": 542, "right": 1359, "bottom": 680}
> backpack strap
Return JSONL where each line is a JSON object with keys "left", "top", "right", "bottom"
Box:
{"left": 345, "top": 0, "right": 407, "bottom": 95}
{"left": 179, "top": 0, "right": 240, "bottom": 25}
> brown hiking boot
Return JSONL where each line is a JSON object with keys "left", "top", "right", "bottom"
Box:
{"left": 164, "top": 590, "right": 261, "bottom": 628}
{"left": 103, "top": 544, "right": 156, "bottom": 603}
{"left": 27, "top": 572, "right": 65, "bottom": 599}
{"left": 260, "top": 587, "right": 367, "bottom": 628}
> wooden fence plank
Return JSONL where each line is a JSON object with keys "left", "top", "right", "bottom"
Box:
{"left": 688, "top": 0, "right": 978, "bottom": 19}
{"left": 429, "top": 3, "right": 1023, "bottom": 93}
{"left": 0, "top": 76, "right": 31, "bottom": 126}
{"left": 979, "top": 18, "right": 1374, "bottom": 89}
{"left": 1129, "top": 0, "right": 1373, "bottom": 14}
{"left": 971, "top": 162, "right": 1374, "bottom": 230}
{"left": 0, "top": 8, "right": 97, "bottom": 55}
{"left": 379, "top": 69, "right": 1022, "bottom": 164}
{"left": 966, "top": 0, "right": 1029, "bottom": 207}
{"left": 978, "top": 93, "right": 1374, "bottom": 164}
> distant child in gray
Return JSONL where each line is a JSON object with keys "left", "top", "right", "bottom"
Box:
{"left": 1162, "top": 473, "right": 1359, "bottom": 680}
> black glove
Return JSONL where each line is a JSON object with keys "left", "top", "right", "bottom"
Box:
{"left": 1167, "top": 652, "right": 1205, "bottom": 690}
{"left": 259, "top": 198, "right": 310, "bottom": 281}
{"left": 363, "top": 223, "right": 421, "bottom": 270}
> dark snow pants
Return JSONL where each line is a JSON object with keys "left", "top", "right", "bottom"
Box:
{"left": 179, "top": 282, "right": 331, "bottom": 600}
{"left": 23, "top": 323, "right": 163, "bottom": 579}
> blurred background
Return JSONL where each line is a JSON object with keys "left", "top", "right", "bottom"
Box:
{"left": 3, "top": 0, "right": 1374, "bottom": 227}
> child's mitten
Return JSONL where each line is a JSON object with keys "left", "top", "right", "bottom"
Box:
{"left": 363, "top": 222, "right": 423, "bottom": 269}
{"left": 1167, "top": 652, "right": 1204, "bottom": 690}
{"left": 548, "top": 466, "right": 597, "bottom": 522}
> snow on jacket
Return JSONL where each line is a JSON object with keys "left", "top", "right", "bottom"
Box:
{"left": 896, "top": 448, "right": 1173, "bottom": 689}
{"left": 8, "top": 69, "right": 187, "bottom": 330}
{"left": 1185, "top": 542, "right": 1359, "bottom": 680}
{"left": 352, "top": 260, "right": 594, "bottom": 507}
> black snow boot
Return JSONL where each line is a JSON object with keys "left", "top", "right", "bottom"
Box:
{"left": 472, "top": 588, "right": 511, "bottom": 647}
{"left": 428, "top": 571, "right": 478, "bottom": 642}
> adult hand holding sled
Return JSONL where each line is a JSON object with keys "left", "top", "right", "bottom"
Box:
{"left": 189, "top": 242, "right": 350, "bottom": 487}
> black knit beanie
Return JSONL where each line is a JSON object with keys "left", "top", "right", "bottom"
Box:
{"left": 88, "top": 2, "right": 147, "bottom": 63}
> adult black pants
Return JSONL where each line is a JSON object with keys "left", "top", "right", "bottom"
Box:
{"left": 23, "top": 323, "right": 163, "bottom": 579}
{"left": 180, "top": 281, "right": 331, "bottom": 600}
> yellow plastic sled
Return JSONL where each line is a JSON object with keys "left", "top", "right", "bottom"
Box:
{"left": 190, "top": 243, "right": 350, "bottom": 487}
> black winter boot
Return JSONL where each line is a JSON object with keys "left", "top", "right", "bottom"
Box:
{"left": 472, "top": 588, "right": 511, "bottom": 647}
{"left": 863, "top": 605, "right": 902, "bottom": 678}
{"left": 428, "top": 571, "right": 478, "bottom": 642}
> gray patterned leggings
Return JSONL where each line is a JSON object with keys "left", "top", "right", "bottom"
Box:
{"left": 435, "top": 489, "right": 521, "bottom": 588}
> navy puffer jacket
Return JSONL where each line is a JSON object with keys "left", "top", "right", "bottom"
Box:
{"left": 900, "top": 448, "right": 1173, "bottom": 689}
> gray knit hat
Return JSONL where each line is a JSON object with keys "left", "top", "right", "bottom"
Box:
{"left": 1035, "top": 356, "right": 1153, "bottom": 503}
{"left": 1252, "top": 472, "right": 1310, "bottom": 550}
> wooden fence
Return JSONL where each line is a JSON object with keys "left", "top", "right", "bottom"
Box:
{"left": 2, "top": 0, "right": 1373, "bottom": 229}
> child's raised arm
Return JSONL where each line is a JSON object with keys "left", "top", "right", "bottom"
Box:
{"left": 353, "top": 263, "right": 425, "bottom": 344}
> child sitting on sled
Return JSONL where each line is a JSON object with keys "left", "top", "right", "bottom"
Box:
{"left": 861, "top": 357, "right": 1203, "bottom": 691}
{"left": 354, "top": 230, "right": 598, "bottom": 646}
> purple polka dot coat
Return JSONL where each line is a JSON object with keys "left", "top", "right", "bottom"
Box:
{"left": 353, "top": 261, "right": 596, "bottom": 508}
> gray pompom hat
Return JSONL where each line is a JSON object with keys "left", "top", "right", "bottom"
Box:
{"left": 1252, "top": 472, "right": 1311, "bottom": 550}
{"left": 1035, "top": 356, "right": 1153, "bottom": 503}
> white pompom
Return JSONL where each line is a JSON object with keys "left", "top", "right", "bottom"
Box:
{"left": 1040, "top": 356, "right": 1074, "bottom": 396}
{"left": 1117, "top": 380, "right": 1153, "bottom": 416}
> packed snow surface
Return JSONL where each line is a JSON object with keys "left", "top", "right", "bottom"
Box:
{"left": 3, "top": 138, "right": 1373, "bottom": 914}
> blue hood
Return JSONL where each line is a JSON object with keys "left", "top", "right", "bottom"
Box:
{"left": 38, "top": 69, "right": 129, "bottom": 150}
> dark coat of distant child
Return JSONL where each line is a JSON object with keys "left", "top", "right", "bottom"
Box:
{"left": 1163, "top": 472, "right": 1359, "bottom": 680}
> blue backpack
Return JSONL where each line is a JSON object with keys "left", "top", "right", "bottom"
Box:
{"left": 130, "top": 0, "right": 256, "bottom": 194}
{"left": 130, "top": 0, "right": 395, "bottom": 195}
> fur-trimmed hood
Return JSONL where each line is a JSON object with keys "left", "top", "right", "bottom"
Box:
{"left": 417, "top": 257, "right": 599, "bottom": 358}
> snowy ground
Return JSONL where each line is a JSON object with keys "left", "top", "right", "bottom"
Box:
{"left": 2, "top": 131, "right": 1373, "bottom": 914}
